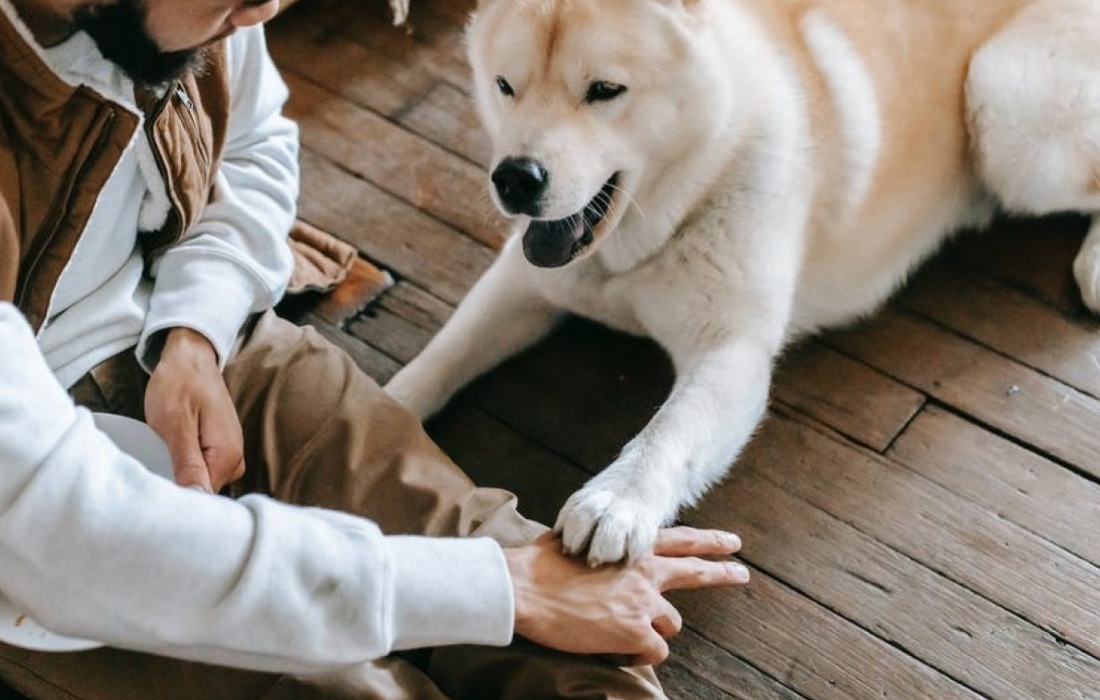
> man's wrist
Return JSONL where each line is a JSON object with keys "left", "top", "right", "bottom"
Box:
{"left": 159, "top": 327, "right": 219, "bottom": 368}
{"left": 503, "top": 546, "right": 534, "bottom": 634}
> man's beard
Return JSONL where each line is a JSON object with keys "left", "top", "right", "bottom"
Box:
{"left": 72, "top": 0, "right": 207, "bottom": 88}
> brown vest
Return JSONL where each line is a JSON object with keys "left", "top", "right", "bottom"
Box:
{"left": 0, "top": 11, "right": 230, "bottom": 332}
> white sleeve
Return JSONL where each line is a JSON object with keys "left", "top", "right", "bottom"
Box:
{"left": 0, "top": 303, "right": 514, "bottom": 672}
{"left": 138, "top": 26, "right": 298, "bottom": 369}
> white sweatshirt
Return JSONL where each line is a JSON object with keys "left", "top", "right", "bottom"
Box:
{"left": 1, "top": 304, "right": 514, "bottom": 670}
{"left": 0, "top": 16, "right": 516, "bottom": 672}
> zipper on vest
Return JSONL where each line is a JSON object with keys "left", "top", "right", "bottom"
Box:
{"left": 142, "top": 80, "right": 211, "bottom": 260}
{"left": 175, "top": 84, "right": 194, "bottom": 111}
{"left": 174, "top": 83, "right": 209, "bottom": 170}
{"left": 141, "top": 82, "right": 183, "bottom": 261}
{"left": 17, "top": 104, "right": 118, "bottom": 318}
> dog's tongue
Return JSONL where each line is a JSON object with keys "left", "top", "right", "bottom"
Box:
{"left": 522, "top": 215, "right": 584, "bottom": 268}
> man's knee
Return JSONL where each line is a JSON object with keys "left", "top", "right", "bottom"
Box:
{"left": 225, "top": 312, "right": 423, "bottom": 463}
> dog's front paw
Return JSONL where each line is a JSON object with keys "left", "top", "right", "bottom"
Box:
{"left": 1074, "top": 236, "right": 1100, "bottom": 315}
{"left": 554, "top": 486, "right": 666, "bottom": 565}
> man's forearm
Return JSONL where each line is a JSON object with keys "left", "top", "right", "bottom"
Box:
{"left": 0, "top": 303, "right": 514, "bottom": 671}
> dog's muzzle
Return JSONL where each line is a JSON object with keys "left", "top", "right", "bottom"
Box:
{"left": 520, "top": 173, "right": 620, "bottom": 268}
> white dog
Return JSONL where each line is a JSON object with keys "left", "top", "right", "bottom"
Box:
{"left": 386, "top": 0, "right": 1100, "bottom": 564}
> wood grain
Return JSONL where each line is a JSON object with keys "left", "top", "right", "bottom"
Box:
{"left": 741, "top": 411, "right": 1100, "bottom": 663}
{"left": 399, "top": 81, "right": 490, "bottom": 167}
{"left": 827, "top": 308, "right": 1100, "bottom": 476}
{"left": 688, "top": 450, "right": 1100, "bottom": 700}
{"left": 297, "top": 147, "right": 494, "bottom": 304}
{"left": 899, "top": 258, "right": 1100, "bottom": 398}
{"left": 773, "top": 341, "right": 925, "bottom": 451}
{"left": 284, "top": 72, "right": 506, "bottom": 249}
{"left": 888, "top": 405, "right": 1100, "bottom": 566}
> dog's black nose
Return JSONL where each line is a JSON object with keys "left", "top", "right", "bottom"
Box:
{"left": 492, "top": 157, "right": 548, "bottom": 215}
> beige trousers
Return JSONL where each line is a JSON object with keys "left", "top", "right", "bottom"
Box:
{"left": 0, "top": 312, "right": 664, "bottom": 700}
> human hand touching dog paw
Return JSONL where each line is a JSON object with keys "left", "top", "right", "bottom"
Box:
{"left": 506, "top": 527, "right": 748, "bottom": 665}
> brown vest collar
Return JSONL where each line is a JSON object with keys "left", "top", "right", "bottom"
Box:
{"left": 0, "top": 4, "right": 87, "bottom": 120}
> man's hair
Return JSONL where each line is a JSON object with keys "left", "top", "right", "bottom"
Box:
{"left": 73, "top": 0, "right": 208, "bottom": 88}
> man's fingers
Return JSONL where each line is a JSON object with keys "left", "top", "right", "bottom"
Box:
{"left": 607, "top": 628, "right": 671, "bottom": 667}
{"left": 198, "top": 407, "right": 246, "bottom": 493}
{"left": 654, "top": 526, "right": 741, "bottom": 558}
{"left": 204, "top": 451, "right": 245, "bottom": 494}
{"left": 173, "top": 459, "right": 212, "bottom": 493}
{"left": 634, "top": 630, "right": 670, "bottom": 667}
{"left": 155, "top": 414, "right": 213, "bottom": 494}
{"left": 200, "top": 441, "right": 245, "bottom": 493}
{"left": 656, "top": 556, "right": 750, "bottom": 592}
{"left": 651, "top": 599, "right": 683, "bottom": 639}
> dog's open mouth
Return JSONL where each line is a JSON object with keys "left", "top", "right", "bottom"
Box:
{"left": 522, "top": 173, "right": 620, "bottom": 268}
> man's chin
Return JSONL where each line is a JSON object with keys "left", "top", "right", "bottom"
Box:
{"left": 72, "top": 0, "right": 206, "bottom": 88}
{"left": 125, "top": 48, "right": 205, "bottom": 87}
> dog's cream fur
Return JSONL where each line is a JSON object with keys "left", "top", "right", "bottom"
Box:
{"left": 387, "top": 0, "right": 1100, "bottom": 564}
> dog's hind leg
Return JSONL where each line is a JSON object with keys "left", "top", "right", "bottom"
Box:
{"left": 386, "top": 241, "right": 563, "bottom": 419}
{"left": 966, "top": 0, "right": 1100, "bottom": 312}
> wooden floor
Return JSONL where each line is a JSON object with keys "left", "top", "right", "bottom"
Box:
{"left": 268, "top": 2, "right": 1100, "bottom": 698}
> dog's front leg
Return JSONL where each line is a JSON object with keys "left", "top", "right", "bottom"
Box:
{"left": 556, "top": 336, "right": 774, "bottom": 565}
{"left": 386, "top": 242, "right": 563, "bottom": 419}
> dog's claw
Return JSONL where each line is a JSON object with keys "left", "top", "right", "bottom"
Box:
{"left": 555, "top": 486, "right": 663, "bottom": 565}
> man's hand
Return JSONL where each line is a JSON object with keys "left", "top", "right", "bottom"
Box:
{"left": 503, "top": 526, "right": 749, "bottom": 666}
{"left": 145, "top": 327, "right": 245, "bottom": 494}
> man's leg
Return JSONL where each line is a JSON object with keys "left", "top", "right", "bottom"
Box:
{"left": 224, "top": 311, "right": 543, "bottom": 546}
{"left": 224, "top": 312, "right": 664, "bottom": 700}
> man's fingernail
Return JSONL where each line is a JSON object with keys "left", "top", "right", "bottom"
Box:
{"left": 724, "top": 533, "right": 742, "bottom": 550}
{"left": 728, "top": 562, "right": 750, "bottom": 582}
{"left": 186, "top": 485, "right": 213, "bottom": 495}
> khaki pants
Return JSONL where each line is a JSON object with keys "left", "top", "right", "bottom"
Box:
{"left": 0, "top": 312, "right": 663, "bottom": 700}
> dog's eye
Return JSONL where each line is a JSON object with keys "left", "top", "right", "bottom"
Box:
{"left": 495, "top": 76, "right": 515, "bottom": 97}
{"left": 585, "top": 80, "right": 627, "bottom": 104}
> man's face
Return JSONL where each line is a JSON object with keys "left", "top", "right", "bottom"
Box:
{"left": 73, "top": 0, "right": 279, "bottom": 87}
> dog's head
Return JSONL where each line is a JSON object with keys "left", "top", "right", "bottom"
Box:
{"left": 467, "top": 0, "right": 723, "bottom": 268}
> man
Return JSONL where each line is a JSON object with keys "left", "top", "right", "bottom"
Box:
{"left": 0, "top": 0, "right": 750, "bottom": 698}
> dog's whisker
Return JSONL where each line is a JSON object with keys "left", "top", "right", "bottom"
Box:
{"left": 608, "top": 182, "right": 645, "bottom": 222}
{"left": 474, "top": 189, "right": 503, "bottom": 228}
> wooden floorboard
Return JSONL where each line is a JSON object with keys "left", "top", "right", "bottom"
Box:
{"left": 284, "top": 71, "right": 501, "bottom": 247}
{"left": 269, "top": 1, "right": 1100, "bottom": 698}
{"left": 829, "top": 307, "right": 1100, "bottom": 476}
{"left": 898, "top": 256, "right": 1100, "bottom": 399}
{"left": 889, "top": 406, "right": 1100, "bottom": 565}
{"left": 773, "top": 341, "right": 926, "bottom": 452}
